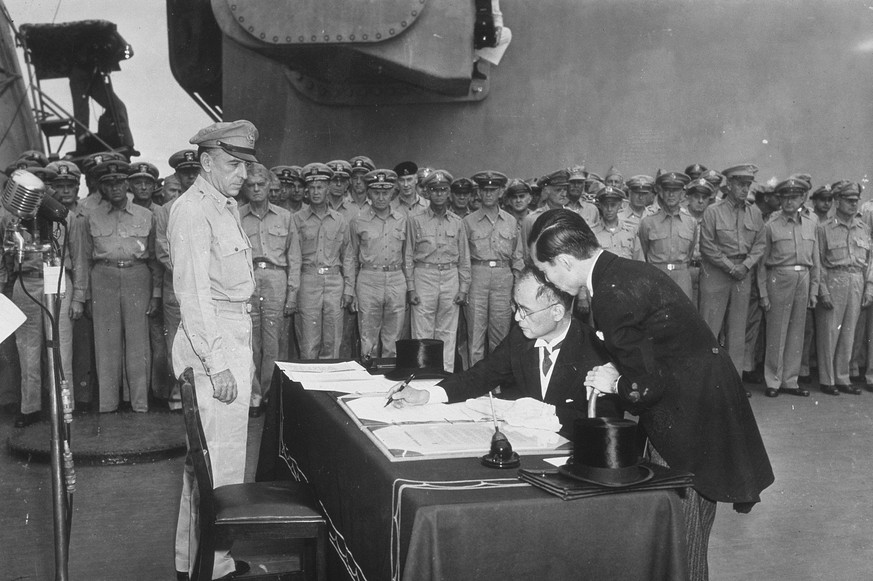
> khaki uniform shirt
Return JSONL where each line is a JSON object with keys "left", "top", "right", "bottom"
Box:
{"left": 392, "top": 194, "right": 429, "bottom": 217}
{"left": 404, "top": 207, "right": 471, "bottom": 293}
{"left": 292, "top": 205, "right": 351, "bottom": 288}
{"left": 817, "top": 213, "right": 873, "bottom": 298}
{"left": 71, "top": 198, "right": 159, "bottom": 303}
{"left": 463, "top": 208, "right": 524, "bottom": 273}
{"left": 347, "top": 205, "right": 408, "bottom": 296}
{"left": 638, "top": 207, "right": 698, "bottom": 265}
{"left": 168, "top": 175, "right": 255, "bottom": 375}
{"left": 699, "top": 197, "right": 765, "bottom": 273}
{"left": 753, "top": 211, "right": 820, "bottom": 301}
{"left": 592, "top": 220, "right": 642, "bottom": 261}
{"left": 240, "top": 202, "right": 301, "bottom": 294}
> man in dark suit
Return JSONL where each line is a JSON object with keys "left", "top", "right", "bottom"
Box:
{"left": 391, "top": 266, "right": 620, "bottom": 431}
{"left": 528, "top": 208, "right": 773, "bottom": 581}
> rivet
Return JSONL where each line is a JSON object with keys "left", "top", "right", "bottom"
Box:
{"left": 389, "top": 28, "right": 395, "bottom": 35}
{"left": 286, "top": 36, "right": 292, "bottom": 42}
{"left": 231, "top": 4, "right": 236, "bottom": 9}
{"left": 311, "top": 35, "right": 317, "bottom": 41}
{"left": 402, "top": 21, "right": 407, "bottom": 27}
{"left": 323, "top": 34, "right": 330, "bottom": 41}
{"left": 337, "top": 35, "right": 342, "bottom": 41}
{"left": 376, "top": 32, "right": 382, "bottom": 39}
{"left": 363, "top": 34, "right": 369, "bottom": 40}
{"left": 274, "top": 36, "right": 279, "bottom": 42}
{"left": 259, "top": 32, "right": 265, "bottom": 39}
{"left": 412, "top": 10, "right": 417, "bottom": 16}
{"left": 299, "top": 36, "right": 305, "bottom": 42}
{"left": 350, "top": 34, "right": 356, "bottom": 40}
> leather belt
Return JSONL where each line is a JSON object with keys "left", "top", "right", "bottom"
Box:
{"left": 658, "top": 262, "right": 687, "bottom": 271}
{"left": 253, "top": 259, "right": 283, "bottom": 270}
{"left": 472, "top": 259, "right": 510, "bottom": 268}
{"left": 360, "top": 263, "right": 402, "bottom": 271}
{"left": 768, "top": 265, "right": 809, "bottom": 271}
{"left": 415, "top": 262, "right": 458, "bottom": 271}
{"left": 302, "top": 265, "right": 341, "bottom": 275}
{"left": 96, "top": 259, "right": 144, "bottom": 268}
{"left": 727, "top": 254, "right": 748, "bottom": 260}
{"left": 19, "top": 270, "right": 43, "bottom": 279}
{"left": 829, "top": 265, "right": 864, "bottom": 273}
{"left": 689, "top": 260, "right": 701, "bottom": 268}
{"left": 213, "top": 300, "right": 252, "bottom": 314}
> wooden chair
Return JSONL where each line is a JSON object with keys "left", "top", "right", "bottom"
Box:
{"left": 179, "top": 368, "right": 327, "bottom": 581}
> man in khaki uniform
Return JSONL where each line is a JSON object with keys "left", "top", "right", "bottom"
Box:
{"left": 71, "top": 160, "right": 160, "bottom": 413}
{"left": 698, "top": 164, "right": 765, "bottom": 375}
{"left": 405, "top": 170, "right": 471, "bottom": 372}
{"left": 169, "top": 120, "right": 258, "bottom": 580}
{"left": 464, "top": 171, "right": 523, "bottom": 366}
{"left": 619, "top": 175, "right": 659, "bottom": 230}
{"left": 753, "top": 177, "right": 820, "bottom": 398}
{"left": 344, "top": 169, "right": 408, "bottom": 358}
{"left": 638, "top": 171, "right": 698, "bottom": 300}
{"left": 239, "top": 164, "right": 300, "bottom": 415}
{"left": 293, "top": 163, "right": 352, "bottom": 359}
{"left": 591, "top": 186, "right": 642, "bottom": 261}
{"left": 815, "top": 181, "right": 872, "bottom": 395}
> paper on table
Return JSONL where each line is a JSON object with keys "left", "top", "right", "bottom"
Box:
{"left": 373, "top": 423, "right": 567, "bottom": 456}
{"left": 345, "top": 392, "right": 486, "bottom": 424}
{"left": 543, "top": 456, "right": 572, "bottom": 468}
{"left": 0, "top": 294, "right": 26, "bottom": 343}
{"left": 276, "top": 360, "right": 364, "bottom": 380}
{"left": 300, "top": 375, "right": 398, "bottom": 394}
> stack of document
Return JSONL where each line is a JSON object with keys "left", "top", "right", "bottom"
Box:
{"left": 275, "top": 361, "right": 441, "bottom": 395}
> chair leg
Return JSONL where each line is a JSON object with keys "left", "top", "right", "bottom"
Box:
{"left": 315, "top": 524, "right": 327, "bottom": 581}
{"left": 193, "top": 530, "right": 215, "bottom": 581}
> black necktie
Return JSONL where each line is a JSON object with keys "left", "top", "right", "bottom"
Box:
{"left": 542, "top": 341, "right": 563, "bottom": 376}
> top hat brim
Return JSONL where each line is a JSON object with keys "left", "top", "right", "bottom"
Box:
{"left": 558, "top": 461, "right": 654, "bottom": 488}
{"left": 384, "top": 366, "right": 451, "bottom": 381}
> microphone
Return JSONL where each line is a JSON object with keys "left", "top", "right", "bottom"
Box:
{"left": 37, "top": 194, "right": 69, "bottom": 223}
{"left": 2, "top": 169, "right": 46, "bottom": 219}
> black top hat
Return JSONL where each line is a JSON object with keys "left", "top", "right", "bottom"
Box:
{"left": 558, "top": 418, "right": 653, "bottom": 487}
{"left": 385, "top": 339, "right": 451, "bottom": 380}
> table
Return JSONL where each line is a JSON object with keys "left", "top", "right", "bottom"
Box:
{"left": 257, "top": 367, "right": 689, "bottom": 581}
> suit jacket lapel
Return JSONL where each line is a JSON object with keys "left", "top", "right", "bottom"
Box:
{"left": 520, "top": 337, "right": 541, "bottom": 398}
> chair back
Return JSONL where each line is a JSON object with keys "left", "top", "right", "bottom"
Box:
{"left": 179, "top": 368, "right": 217, "bottom": 521}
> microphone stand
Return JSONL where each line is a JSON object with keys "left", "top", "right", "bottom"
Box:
{"left": 43, "top": 269, "right": 70, "bottom": 581}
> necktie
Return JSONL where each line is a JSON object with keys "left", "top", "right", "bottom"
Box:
{"left": 542, "top": 340, "right": 563, "bottom": 376}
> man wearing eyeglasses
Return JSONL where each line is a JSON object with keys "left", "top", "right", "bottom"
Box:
{"left": 390, "top": 266, "right": 620, "bottom": 431}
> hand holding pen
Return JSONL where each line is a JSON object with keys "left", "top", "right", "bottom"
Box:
{"left": 384, "top": 373, "right": 424, "bottom": 407}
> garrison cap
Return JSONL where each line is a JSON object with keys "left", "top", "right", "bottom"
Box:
{"left": 595, "top": 185, "right": 626, "bottom": 202}
{"left": 541, "top": 168, "right": 570, "bottom": 188}
{"left": 270, "top": 165, "right": 302, "bottom": 183}
{"left": 504, "top": 178, "right": 532, "bottom": 197}
{"left": 349, "top": 156, "right": 375, "bottom": 174}
{"left": 169, "top": 149, "right": 200, "bottom": 170}
{"left": 28, "top": 166, "right": 57, "bottom": 182}
{"left": 129, "top": 161, "right": 159, "bottom": 181}
{"left": 189, "top": 119, "right": 258, "bottom": 163}
{"left": 568, "top": 165, "right": 587, "bottom": 182}
{"left": 699, "top": 169, "right": 724, "bottom": 189}
{"left": 722, "top": 164, "right": 759, "bottom": 180}
{"left": 81, "top": 151, "right": 126, "bottom": 176}
{"left": 685, "top": 178, "right": 718, "bottom": 197}
{"left": 5, "top": 158, "right": 40, "bottom": 177}
{"left": 789, "top": 173, "right": 813, "bottom": 188}
{"left": 470, "top": 170, "right": 508, "bottom": 189}
{"left": 625, "top": 175, "right": 655, "bottom": 192}
{"left": 17, "top": 150, "right": 48, "bottom": 167}
{"left": 326, "top": 159, "right": 352, "bottom": 178}
{"left": 93, "top": 160, "right": 131, "bottom": 182}
{"left": 604, "top": 166, "right": 623, "bottom": 181}
{"left": 833, "top": 181, "right": 863, "bottom": 199}
{"left": 684, "top": 163, "right": 708, "bottom": 180}
{"left": 775, "top": 177, "right": 810, "bottom": 195}
{"left": 364, "top": 169, "right": 397, "bottom": 189}
{"left": 394, "top": 161, "right": 418, "bottom": 177}
{"left": 422, "top": 169, "right": 453, "bottom": 189}
{"left": 656, "top": 171, "right": 691, "bottom": 188}
{"left": 46, "top": 160, "right": 81, "bottom": 182}
{"left": 451, "top": 177, "right": 476, "bottom": 194}
{"left": 301, "top": 162, "right": 333, "bottom": 182}
{"left": 809, "top": 184, "right": 834, "bottom": 200}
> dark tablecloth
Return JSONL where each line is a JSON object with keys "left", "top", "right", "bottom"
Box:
{"left": 257, "top": 367, "right": 688, "bottom": 581}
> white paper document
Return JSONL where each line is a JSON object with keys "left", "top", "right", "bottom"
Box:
{"left": 372, "top": 423, "right": 567, "bottom": 457}
{"left": 0, "top": 294, "right": 26, "bottom": 343}
{"left": 344, "top": 394, "right": 488, "bottom": 424}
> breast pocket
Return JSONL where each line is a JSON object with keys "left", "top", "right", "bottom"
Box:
{"left": 771, "top": 229, "right": 795, "bottom": 257}
{"left": 826, "top": 237, "right": 849, "bottom": 263}
{"left": 645, "top": 230, "right": 669, "bottom": 255}
{"left": 468, "top": 229, "right": 491, "bottom": 257}
{"left": 118, "top": 217, "right": 151, "bottom": 239}
{"left": 715, "top": 224, "right": 740, "bottom": 248}
{"left": 799, "top": 229, "right": 816, "bottom": 258}
{"left": 267, "top": 223, "right": 288, "bottom": 253}
{"left": 300, "top": 223, "right": 319, "bottom": 255}
{"left": 494, "top": 227, "right": 516, "bottom": 257}
{"left": 217, "top": 237, "right": 251, "bottom": 283}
